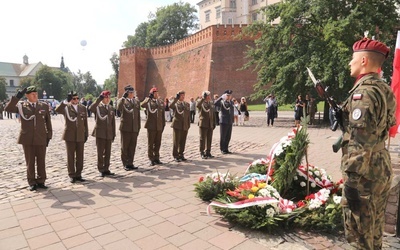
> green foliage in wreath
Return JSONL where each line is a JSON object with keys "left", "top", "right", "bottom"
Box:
{"left": 272, "top": 127, "right": 310, "bottom": 197}
{"left": 247, "top": 162, "right": 267, "bottom": 175}
{"left": 194, "top": 172, "right": 237, "bottom": 202}
{"left": 294, "top": 201, "right": 343, "bottom": 233}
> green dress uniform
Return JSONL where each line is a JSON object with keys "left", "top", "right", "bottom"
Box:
{"left": 117, "top": 97, "right": 141, "bottom": 168}
{"left": 55, "top": 101, "right": 88, "bottom": 179}
{"left": 169, "top": 98, "right": 190, "bottom": 160}
{"left": 341, "top": 73, "right": 396, "bottom": 249}
{"left": 196, "top": 98, "right": 215, "bottom": 158}
{"left": 141, "top": 97, "right": 165, "bottom": 164}
{"left": 5, "top": 96, "right": 52, "bottom": 187}
{"left": 89, "top": 98, "right": 116, "bottom": 174}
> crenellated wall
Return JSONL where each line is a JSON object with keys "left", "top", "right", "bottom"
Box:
{"left": 118, "top": 24, "right": 258, "bottom": 101}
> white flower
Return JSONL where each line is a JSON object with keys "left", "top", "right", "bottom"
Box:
{"left": 293, "top": 176, "right": 298, "bottom": 180}
{"left": 300, "top": 182, "right": 306, "bottom": 187}
{"left": 309, "top": 199, "right": 323, "bottom": 210}
{"left": 314, "top": 171, "right": 320, "bottom": 177}
{"left": 266, "top": 207, "right": 275, "bottom": 217}
{"left": 315, "top": 178, "right": 320, "bottom": 183}
{"left": 310, "top": 182, "right": 316, "bottom": 188}
{"left": 258, "top": 189, "right": 270, "bottom": 197}
{"left": 333, "top": 196, "right": 342, "bottom": 204}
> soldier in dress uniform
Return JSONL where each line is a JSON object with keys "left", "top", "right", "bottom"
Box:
{"left": 89, "top": 90, "right": 116, "bottom": 177}
{"left": 169, "top": 90, "right": 190, "bottom": 162}
{"left": 141, "top": 87, "right": 166, "bottom": 166}
{"left": 340, "top": 38, "right": 396, "bottom": 249}
{"left": 214, "top": 90, "right": 234, "bottom": 154}
{"left": 117, "top": 85, "right": 141, "bottom": 170}
{"left": 197, "top": 91, "right": 215, "bottom": 159}
{"left": 55, "top": 91, "right": 88, "bottom": 183}
{"left": 5, "top": 86, "right": 52, "bottom": 191}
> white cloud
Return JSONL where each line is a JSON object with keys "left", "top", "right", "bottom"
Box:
{"left": 0, "top": 0, "right": 199, "bottom": 86}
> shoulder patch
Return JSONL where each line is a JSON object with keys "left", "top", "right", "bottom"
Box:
{"left": 352, "top": 108, "right": 362, "bottom": 120}
{"left": 353, "top": 93, "right": 363, "bottom": 100}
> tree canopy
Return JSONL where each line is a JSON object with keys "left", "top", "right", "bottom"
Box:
{"left": 244, "top": 0, "right": 400, "bottom": 105}
{"left": 124, "top": 1, "right": 198, "bottom": 48}
{"left": 0, "top": 77, "right": 7, "bottom": 101}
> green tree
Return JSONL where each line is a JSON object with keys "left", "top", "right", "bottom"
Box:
{"left": 244, "top": 0, "right": 400, "bottom": 108}
{"left": 124, "top": 1, "right": 198, "bottom": 48}
{"left": 34, "top": 65, "right": 71, "bottom": 100}
{"left": 104, "top": 74, "right": 117, "bottom": 96}
{"left": 19, "top": 77, "right": 35, "bottom": 89}
{"left": 0, "top": 77, "right": 7, "bottom": 101}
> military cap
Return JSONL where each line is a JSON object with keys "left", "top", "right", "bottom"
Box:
{"left": 124, "top": 85, "right": 134, "bottom": 92}
{"left": 71, "top": 91, "right": 78, "bottom": 96}
{"left": 149, "top": 87, "right": 158, "bottom": 94}
{"left": 177, "top": 90, "right": 185, "bottom": 95}
{"left": 26, "top": 86, "right": 37, "bottom": 94}
{"left": 202, "top": 91, "right": 211, "bottom": 96}
{"left": 353, "top": 38, "right": 390, "bottom": 58}
{"left": 101, "top": 90, "right": 111, "bottom": 97}
{"left": 224, "top": 90, "right": 233, "bottom": 95}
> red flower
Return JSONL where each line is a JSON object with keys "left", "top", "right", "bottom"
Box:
{"left": 199, "top": 176, "right": 204, "bottom": 182}
{"left": 297, "top": 200, "right": 306, "bottom": 208}
{"left": 305, "top": 194, "right": 315, "bottom": 200}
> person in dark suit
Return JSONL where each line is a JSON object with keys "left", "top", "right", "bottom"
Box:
{"left": 214, "top": 90, "right": 234, "bottom": 154}
{"left": 197, "top": 91, "right": 215, "bottom": 159}
{"left": 5, "top": 86, "right": 53, "bottom": 191}
{"left": 141, "top": 87, "right": 166, "bottom": 166}
{"left": 117, "top": 85, "right": 141, "bottom": 171}
{"left": 89, "top": 90, "right": 116, "bottom": 177}
{"left": 169, "top": 90, "right": 190, "bottom": 162}
{"left": 55, "top": 91, "right": 89, "bottom": 183}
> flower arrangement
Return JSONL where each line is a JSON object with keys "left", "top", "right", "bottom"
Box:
{"left": 194, "top": 126, "right": 344, "bottom": 233}
{"left": 194, "top": 171, "right": 237, "bottom": 201}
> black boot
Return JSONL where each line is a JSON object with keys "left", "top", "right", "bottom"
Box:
{"left": 201, "top": 152, "right": 208, "bottom": 159}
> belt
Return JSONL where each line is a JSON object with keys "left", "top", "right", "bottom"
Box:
{"left": 372, "top": 142, "right": 386, "bottom": 152}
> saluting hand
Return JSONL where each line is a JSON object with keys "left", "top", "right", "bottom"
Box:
{"left": 176, "top": 92, "right": 180, "bottom": 99}
{"left": 98, "top": 93, "right": 104, "bottom": 101}
{"left": 67, "top": 91, "right": 73, "bottom": 102}
{"left": 16, "top": 87, "right": 27, "bottom": 99}
{"left": 123, "top": 90, "right": 129, "bottom": 98}
{"left": 149, "top": 93, "right": 154, "bottom": 99}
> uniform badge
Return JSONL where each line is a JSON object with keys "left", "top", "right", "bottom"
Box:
{"left": 352, "top": 108, "right": 362, "bottom": 120}
{"left": 353, "top": 93, "right": 363, "bottom": 100}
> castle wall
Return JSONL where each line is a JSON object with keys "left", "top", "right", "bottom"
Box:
{"left": 118, "top": 24, "right": 257, "bottom": 101}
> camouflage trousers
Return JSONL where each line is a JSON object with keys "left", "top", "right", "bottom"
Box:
{"left": 342, "top": 175, "right": 391, "bottom": 249}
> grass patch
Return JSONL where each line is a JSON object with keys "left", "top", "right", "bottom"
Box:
{"left": 248, "top": 102, "right": 325, "bottom": 112}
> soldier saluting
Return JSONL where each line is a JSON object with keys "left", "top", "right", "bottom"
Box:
{"left": 214, "top": 90, "right": 234, "bottom": 154}
{"left": 117, "top": 85, "right": 141, "bottom": 170}
{"left": 141, "top": 87, "right": 165, "bottom": 166}
{"left": 170, "top": 90, "right": 190, "bottom": 162}
{"left": 89, "top": 90, "right": 116, "bottom": 177}
{"left": 197, "top": 91, "right": 215, "bottom": 159}
{"left": 341, "top": 38, "right": 396, "bottom": 249}
{"left": 5, "top": 86, "right": 52, "bottom": 191}
{"left": 55, "top": 91, "right": 88, "bottom": 183}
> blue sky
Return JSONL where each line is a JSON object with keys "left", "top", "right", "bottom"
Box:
{"left": 0, "top": 0, "right": 199, "bottom": 87}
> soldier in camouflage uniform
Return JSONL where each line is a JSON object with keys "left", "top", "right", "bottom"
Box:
{"left": 340, "top": 38, "right": 396, "bottom": 249}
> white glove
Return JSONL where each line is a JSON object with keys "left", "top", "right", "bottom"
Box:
{"left": 222, "top": 94, "right": 227, "bottom": 101}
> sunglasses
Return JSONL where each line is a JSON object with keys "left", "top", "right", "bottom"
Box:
{"left": 72, "top": 97, "right": 79, "bottom": 100}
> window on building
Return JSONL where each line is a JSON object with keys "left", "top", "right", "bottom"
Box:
{"left": 205, "top": 10, "right": 211, "bottom": 22}
{"left": 252, "top": 0, "right": 257, "bottom": 5}
{"left": 230, "top": 0, "right": 236, "bottom": 8}
{"left": 216, "top": 6, "right": 221, "bottom": 18}
{"left": 228, "top": 18, "right": 233, "bottom": 24}
{"left": 252, "top": 13, "right": 257, "bottom": 21}
{"left": 10, "top": 80, "right": 14, "bottom": 87}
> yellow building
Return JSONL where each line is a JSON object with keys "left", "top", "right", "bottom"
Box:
{"left": 197, "top": 0, "right": 281, "bottom": 29}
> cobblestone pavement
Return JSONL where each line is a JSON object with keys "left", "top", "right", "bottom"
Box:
{"left": 0, "top": 111, "right": 399, "bottom": 249}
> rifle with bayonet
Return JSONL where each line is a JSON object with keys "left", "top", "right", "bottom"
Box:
{"left": 307, "top": 68, "right": 343, "bottom": 152}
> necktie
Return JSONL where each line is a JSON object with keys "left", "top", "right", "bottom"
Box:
{"left": 32, "top": 103, "right": 35, "bottom": 109}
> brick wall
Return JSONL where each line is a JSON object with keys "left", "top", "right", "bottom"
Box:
{"left": 118, "top": 24, "right": 258, "bottom": 101}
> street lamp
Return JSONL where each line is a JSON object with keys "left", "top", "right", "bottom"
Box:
{"left": 210, "top": 59, "right": 214, "bottom": 94}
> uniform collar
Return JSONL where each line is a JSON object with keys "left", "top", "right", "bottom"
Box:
{"left": 349, "top": 72, "right": 380, "bottom": 93}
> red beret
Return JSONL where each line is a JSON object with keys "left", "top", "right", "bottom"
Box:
{"left": 101, "top": 90, "right": 111, "bottom": 97}
{"left": 149, "top": 87, "right": 158, "bottom": 94}
{"left": 353, "top": 38, "right": 390, "bottom": 58}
